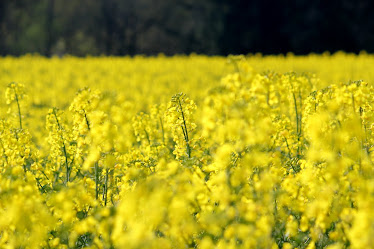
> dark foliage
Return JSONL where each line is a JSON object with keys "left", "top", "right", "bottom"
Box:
{"left": 1, "top": 0, "right": 373, "bottom": 56}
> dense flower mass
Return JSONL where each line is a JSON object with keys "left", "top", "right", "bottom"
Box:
{"left": 1, "top": 53, "right": 374, "bottom": 248}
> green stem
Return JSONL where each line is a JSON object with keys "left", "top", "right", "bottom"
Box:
{"left": 95, "top": 162, "right": 99, "bottom": 200}
{"left": 292, "top": 92, "right": 299, "bottom": 135}
{"left": 143, "top": 127, "right": 151, "bottom": 145}
{"left": 159, "top": 116, "right": 165, "bottom": 144}
{"left": 14, "top": 89, "right": 22, "bottom": 130}
{"left": 298, "top": 89, "right": 303, "bottom": 157}
{"left": 177, "top": 98, "right": 191, "bottom": 158}
{"left": 52, "top": 108, "right": 70, "bottom": 184}
{"left": 292, "top": 92, "right": 301, "bottom": 159}
{"left": 104, "top": 168, "right": 109, "bottom": 206}
{"left": 351, "top": 94, "right": 356, "bottom": 113}
{"left": 84, "top": 109, "right": 101, "bottom": 201}
{"left": 284, "top": 136, "right": 292, "bottom": 159}
{"left": 84, "top": 110, "right": 90, "bottom": 130}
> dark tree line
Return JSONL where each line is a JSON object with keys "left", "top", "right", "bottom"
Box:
{"left": 1, "top": 0, "right": 374, "bottom": 56}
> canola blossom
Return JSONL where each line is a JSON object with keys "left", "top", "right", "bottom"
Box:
{"left": 1, "top": 53, "right": 374, "bottom": 248}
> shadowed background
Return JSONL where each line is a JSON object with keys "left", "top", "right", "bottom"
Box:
{"left": 1, "top": 0, "right": 374, "bottom": 56}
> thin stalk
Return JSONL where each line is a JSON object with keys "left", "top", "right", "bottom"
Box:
{"left": 290, "top": 160, "right": 298, "bottom": 173}
{"left": 12, "top": 129, "right": 27, "bottom": 172}
{"left": 54, "top": 171, "right": 59, "bottom": 185}
{"left": 292, "top": 92, "right": 299, "bottom": 135}
{"left": 177, "top": 99, "right": 191, "bottom": 158}
{"left": 84, "top": 110, "right": 100, "bottom": 200}
{"left": 266, "top": 88, "right": 270, "bottom": 106}
{"left": 159, "top": 116, "right": 165, "bottom": 144}
{"left": 298, "top": 89, "right": 303, "bottom": 157}
{"left": 351, "top": 94, "right": 356, "bottom": 113}
{"left": 36, "top": 178, "right": 44, "bottom": 192}
{"left": 52, "top": 109, "right": 70, "bottom": 184}
{"left": 359, "top": 106, "right": 369, "bottom": 153}
{"left": 84, "top": 110, "right": 90, "bottom": 130}
{"left": 95, "top": 162, "right": 99, "bottom": 200}
{"left": 143, "top": 127, "right": 151, "bottom": 145}
{"left": 14, "top": 129, "right": 19, "bottom": 140}
{"left": 13, "top": 88, "right": 22, "bottom": 130}
{"left": 284, "top": 137, "right": 292, "bottom": 159}
{"left": 180, "top": 124, "right": 188, "bottom": 141}
{"left": 104, "top": 168, "right": 109, "bottom": 206}
{"left": 292, "top": 92, "right": 301, "bottom": 159}
{"left": 40, "top": 169, "right": 50, "bottom": 181}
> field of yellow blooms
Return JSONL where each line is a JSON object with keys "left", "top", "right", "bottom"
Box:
{"left": 1, "top": 53, "right": 374, "bottom": 248}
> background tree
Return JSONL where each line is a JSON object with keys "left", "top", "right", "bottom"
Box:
{"left": 0, "top": 0, "right": 374, "bottom": 56}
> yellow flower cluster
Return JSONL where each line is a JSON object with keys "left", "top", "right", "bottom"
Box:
{"left": 1, "top": 53, "right": 374, "bottom": 248}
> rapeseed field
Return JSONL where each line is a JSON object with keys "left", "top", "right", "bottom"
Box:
{"left": 1, "top": 53, "right": 374, "bottom": 248}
